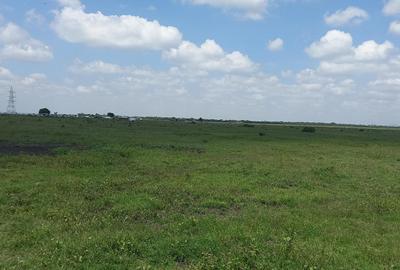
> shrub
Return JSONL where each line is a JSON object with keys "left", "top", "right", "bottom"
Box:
{"left": 302, "top": 127, "right": 316, "bottom": 133}
{"left": 107, "top": 112, "right": 115, "bottom": 118}
{"left": 259, "top": 132, "right": 266, "bottom": 136}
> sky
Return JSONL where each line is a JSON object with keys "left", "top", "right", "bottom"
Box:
{"left": 1, "top": 0, "right": 400, "bottom": 125}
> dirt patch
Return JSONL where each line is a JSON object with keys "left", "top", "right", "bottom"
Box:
{"left": 135, "top": 143, "right": 205, "bottom": 154}
{"left": 0, "top": 143, "right": 84, "bottom": 156}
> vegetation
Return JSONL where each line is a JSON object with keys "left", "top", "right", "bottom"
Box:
{"left": 302, "top": 127, "right": 316, "bottom": 133}
{"left": 1, "top": 115, "right": 399, "bottom": 269}
{"left": 38, "top": 108, "right": 50, "bottom": 115}
{"left": 107, "top": 112, "right": 115, "bottom": 118}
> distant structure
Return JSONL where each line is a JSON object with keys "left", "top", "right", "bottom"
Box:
{"left": 7, "top": 86, "right": 16, "bottom": 114}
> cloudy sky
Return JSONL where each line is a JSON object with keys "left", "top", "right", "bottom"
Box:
{"left": 1, "top": 0, "right": 400, "bottom": 125}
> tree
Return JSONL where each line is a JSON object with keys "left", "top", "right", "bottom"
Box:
{"left": 302, "top": 127, "right": 316, "bottom": 133}
{"left": 39, "top": 108, "right": 50, "bottom": 115}
{"left": 107, "top": 112, "right": 115, "bottom": 118}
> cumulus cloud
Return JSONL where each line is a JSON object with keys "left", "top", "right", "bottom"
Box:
{"left": 383, "top": 0, "right": 400, "bottom": 16}
{"left": 306, "top": 30, "right": 395, "bottom": 75}
{"left": 184, "top": 0, "right": 268, "bottom": 20}
{"left": 306, "top": 30, "right": 394, "bottom": 62}
{"left": 354, "top": 40, "right": 394, "bottom": 61}
{"left": 0, "top": 22, "right": 53, "bottom": 61}
{"left": 163, "top": 39, "right": 256, "bottom": 73}
{"left": 324, "top": 6, "right": 368, "bottom": 26}
{"left": 267, "top": 38, "right": 284, "bottom": 51}
{"left": 306, "top": 30, "right": 353, "bottom": 59}
{"left": 389, "top": 20, "right": 400, "bottom": 35}
{"left": 52, "top": 0, "right": 182, "bottom": 50}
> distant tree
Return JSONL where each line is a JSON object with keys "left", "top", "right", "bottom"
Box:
{"left": 39, "top": 108, "right": 50, "bottom": 116}
{"left": 198, "top": 117, "right": 203, "bottom": 122}
{"left": 107, "top": 112, "right": 115, "bottom": 118}
{"left": 302, "top": 127, "right": 316, "bottom": 133}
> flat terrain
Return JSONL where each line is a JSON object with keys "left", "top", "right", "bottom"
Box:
{"left": 1, "top": 115, "right": 399, "bottom": 269}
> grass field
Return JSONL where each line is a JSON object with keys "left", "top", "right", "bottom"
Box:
{"left": 1, "top": 115, "right": 400, "bottom": 269}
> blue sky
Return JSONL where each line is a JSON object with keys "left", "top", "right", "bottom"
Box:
{"left": 1, "top": 0, "right": 400, "bottom": 124}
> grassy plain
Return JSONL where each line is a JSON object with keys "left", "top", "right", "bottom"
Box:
{"left": 1, "top": 115, "right": 400, "bottom": 269}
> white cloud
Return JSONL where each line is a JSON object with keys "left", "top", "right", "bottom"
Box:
{"left": 305, "top": 30, "right": 396, "bottom": 77}
{"left": 147, "top": 5, "right": 157, "bottom": 11}
{"left": 52, "top": 1, "right": 182, "bottom": 50}
{"left": 306, "top": 30, "right": 394, "bottom": 64}
{"left": 354, "top": 40, "right": 394, "bottom": 61}
{"left": 25, "top": 9, "right": 45, "bottom": 24}
{"left": 70, "top": 59, "right": 125, "bottom": 74}
{"left": 3, "top": 60, "right": 400, "bottom": 125}
{"left": 184, "top": 0, "right": 268, "bottom": 20}
{"left": 369, "top": 78, "right": 400, "bottom": 87}
{"left": 163, "top": 39, "right": 256, "bottom": 73}
{"left": 383, "top": 0, "right": 400, "bottom": 16}
{"left": 21, "top": 73, "right": 47, "bottom": 86}
{"left": 267, "top": 38, "right": 283, "bottom": 51}
{"left": 0, "top": 23, "right": 53, "bottom": 61}
{"left": 57, "top": 0, "right": 84, "bottom": 9}
{"left": 0, "top": 66, "right": 13, "bottom": 78}
{"left": 0, "top": 23, "right": 30, "bottom": 44}
{"left": 324, "top": 6, "right": 368, "bottom": 26}
{"left": 76, "top": 85, "right": 97, "bottom": 93}
{"left": 306, "top": 30, "right": 353, "bottom": 59}
{"left": 389, "top": 20, "right": 400, "bottom": 35}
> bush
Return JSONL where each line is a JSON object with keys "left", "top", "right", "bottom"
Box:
{"left": 302, "top": 127, "right": 316, "bottom": 133}
{"left": 259, "top": 132, "right": 266, "bottom": 136}
{"left": 107, "top": 112, "right": 115, "bottom": 118}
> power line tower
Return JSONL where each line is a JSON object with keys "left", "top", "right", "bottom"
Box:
{"left": 7, "top": 86, "right": 16, "bottom": 114}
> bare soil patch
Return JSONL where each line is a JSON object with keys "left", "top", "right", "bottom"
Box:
{"left": 0, "top": 143, "right": 84, "bottom": 156}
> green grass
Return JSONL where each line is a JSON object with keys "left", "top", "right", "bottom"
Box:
{"left": 1, "top": 115, "right": 400, "bottom": 269}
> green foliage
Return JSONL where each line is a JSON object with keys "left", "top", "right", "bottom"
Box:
{"left": 1, "top": 115, "right": 400, "bottom": 269}
{"left": 38, "top": 108, "right": 50, "bottom": 115}
{"left": 302, "top": 126, "right": 316, "bottom": 133}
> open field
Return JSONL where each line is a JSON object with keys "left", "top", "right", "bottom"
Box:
{"left": 1, "top": 115, "right": 400, "bottom": 269}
